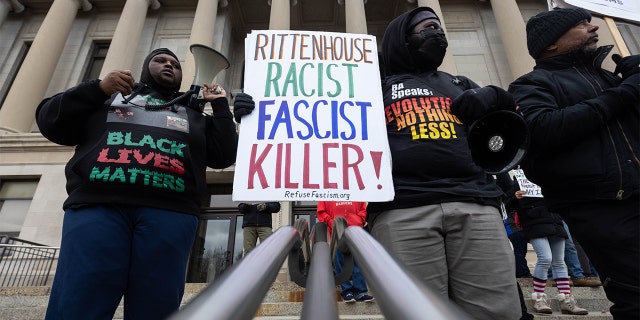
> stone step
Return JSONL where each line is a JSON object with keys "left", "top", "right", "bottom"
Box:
{"left": 0, "top": 279, "right": 614, "bottom": 320}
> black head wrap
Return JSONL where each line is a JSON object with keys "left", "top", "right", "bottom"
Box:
{"left": 139, "top": 48, "right": 182, "bottom": 93}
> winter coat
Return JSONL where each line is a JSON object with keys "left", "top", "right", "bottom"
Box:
{"left": 239, "top": 202, "right": 281, "bottom": 228}
{"left": 515, "top": 196, "right": 567, "bottom": 240}
{"left": 508, "top": 46, "right": 639, "bottom": 211}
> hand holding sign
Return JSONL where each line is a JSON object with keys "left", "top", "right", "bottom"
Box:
{"left": 233, "top": 30, "right": 394, "bottom": 202}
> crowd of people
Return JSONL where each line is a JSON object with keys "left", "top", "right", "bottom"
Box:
{"left": 37, "top": 4, "right": 637, "bottom": 320}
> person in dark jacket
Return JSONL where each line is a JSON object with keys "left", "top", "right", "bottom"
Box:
{"left": 366, "top": 7, "right": 521, "bottom": 320}
{"left": 239, "top": 202, "right": 281, "bottom": 255}
{"left": 508, "top": 8, "right": 639, "bottom": 320}
{"left": 512, "top": 187, "right": 587, "bottom": 315}
{"left": 37, "top": 48, "right": 239, "bottom": 320}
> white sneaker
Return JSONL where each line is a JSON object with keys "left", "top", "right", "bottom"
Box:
{"left": 558, "top": 293, "right": 588, "bottom": 315}
{"left": 532, "top": 292, "right": 552, "bottom": 314}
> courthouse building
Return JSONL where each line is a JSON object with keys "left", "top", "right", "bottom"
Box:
{"left": 0, "top": 0, "right": 638, "bottom": 283}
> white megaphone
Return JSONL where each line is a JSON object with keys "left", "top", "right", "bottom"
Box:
{"left": 188, "top": 44, "right": 230, "bottom": 111}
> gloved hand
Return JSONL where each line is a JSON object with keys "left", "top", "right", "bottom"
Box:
{"left": 613, "top": 73, "right": 640, "bottom": 103}
{"left": 450, "top": 85, "right": 516, "bottom": 124}
{"left": 612, "top": 54, "right": 640, "bottom": 79}
{"left": 233, "top": 93, "right": 255, "bottom": 123}
{"left": 256, "top": 203, "right": 267, "bottom": 211}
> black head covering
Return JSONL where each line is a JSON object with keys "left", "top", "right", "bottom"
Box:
{"left": 381, "top": 7, "right": 441, "bottom": 75}
{"left": 139, "top": 48, "right": 182, "bottom": 93}
{"left": 526, "top": 8, "right": 592, "bottom": 59}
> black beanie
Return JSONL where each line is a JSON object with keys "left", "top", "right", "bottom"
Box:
{"left": 526, "top": 8, "right": 591, "bottom": 59}
{"left": 140, "top": 48, "right": 181, "bottom": 93}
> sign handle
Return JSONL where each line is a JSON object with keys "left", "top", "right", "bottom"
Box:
{"left": 604, "top": 16, "right": 631, "bottom": 57}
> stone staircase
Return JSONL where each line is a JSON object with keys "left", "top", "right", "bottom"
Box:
{"left": 0, "top": 278, "right": 613, "bottom": 319}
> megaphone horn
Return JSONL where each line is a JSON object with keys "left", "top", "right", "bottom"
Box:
{"left": 467, "top": 110, "right": 529, "bottom": 175}
{"left": 188, "top": 44, "right": 230, "bottom": 110}
{"left": 190, "top": 44, "right": 230, "bottom": 87}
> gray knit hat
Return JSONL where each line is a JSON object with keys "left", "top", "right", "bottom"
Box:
{"left": 526, "top": 8, "right": 592, "bottom": 59}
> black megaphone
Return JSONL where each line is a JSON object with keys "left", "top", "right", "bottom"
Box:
{"left": 467, "top": 110, "right": 529, "bottom": 174}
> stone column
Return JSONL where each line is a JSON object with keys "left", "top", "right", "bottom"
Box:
{"left": 416, "top": 0, "right": 457, "bottom": 74}
{"left": 0, "top": 0, "right": 89, "bottom": 133}
{"left": 490, "top": 0, "right": 534, "bottom": 80}
{"left": 269, "top": 0, "right": 291, "bottom": 30}
{"left": 100, "top": 0, "right": 160, "bottom": 79}
{"left": 343, "top": 0, "right": 367, "bottom": 34}
{"left": 0, "top": 0, "right": 24, "bottom": 27}
{"left": 267, "top": 0, "right": 295, "bottom": 230}
{"left": 182, "top": 0, "right": 223, "bottom": 91}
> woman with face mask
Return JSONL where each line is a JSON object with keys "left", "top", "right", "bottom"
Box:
{"left": 366, "top": 7, "right": 524, "bottom": 320}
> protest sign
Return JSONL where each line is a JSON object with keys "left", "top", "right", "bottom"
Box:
{"left": 550, "top": 0, "right": 639, "bottom": 23}
{"left": 232, "top": 30, "right": 394, "bottom": 202}
{"left": 512, "top": 169, "right": 543, "bottom": 197}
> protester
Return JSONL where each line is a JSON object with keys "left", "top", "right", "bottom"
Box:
{"left": 239, "top": 202, "right": 281, "bottom": 255}
{"left": 496, "top": 171, "right": 533, "bottom": 279}
{"left": 36, "top": 48, "right": 240, "bottom": 319}
{"left": 508, "top": 7, "right": 639, "bottom": 319}
{"left": 317, "top": 201, "right": 374, "bottom": 303}
{"left": 513, "top": 188, "right": 588, "bottom": 315}
{"left": 366, "top": 7, "right": 521, "bottom": 320}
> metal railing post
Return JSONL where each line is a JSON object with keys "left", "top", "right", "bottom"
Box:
{"left": 344, "top": 226, "right": 472, "bottom": 320}
{"left": 168, "top": 226, "right": 300, "bottom": 320}
{"left": 300, "top": 222, "right": 338, "bottom": 320}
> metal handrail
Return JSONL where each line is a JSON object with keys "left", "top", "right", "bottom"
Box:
{"left": 336, "top": 217, "right": 473, "bottom": 320}
{"left": 300, "top": 222, "right": 338, "bottom": 320}
{"left": 168, "top": 226, "right": 300, "bottom": 320}
{"left": 0, "top": 236, "right": 59, "bottom": 287}
{"left": 170, "top": 216, "right": 473, "bottom": 319}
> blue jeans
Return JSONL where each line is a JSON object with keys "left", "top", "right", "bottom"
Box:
{"left": 563, "top": 221, "right": 585, "bottom": 278}
{"left": 46, "top": 205, "right": 198, "bottom": 320}
{"left": 530, "top": 236, "right": 568, "bottom": 280}
{"left": 508, "top": 230, "right": 532, "bottom": 277}
{"left": 333, "top": 250, "right": 368, "bottom": 296}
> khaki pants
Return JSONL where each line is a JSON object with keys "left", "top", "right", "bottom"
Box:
{"left": 243, "top": 226, "right": 273, "bottom": 255}
{"left": 370, "top": 202, "right": 520, "bottom": 320}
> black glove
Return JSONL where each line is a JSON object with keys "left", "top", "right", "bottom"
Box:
{"left": 613, "top": 73, "right": 640, "bottom": 103}
{"left": 233, "top": 93, "right": 255, "bottom": 123}
{"left": 450, "top": 85, "right": 516, "bottom": 124}
{"left": 612, "top": 54, "right": 640, "bottom": 79}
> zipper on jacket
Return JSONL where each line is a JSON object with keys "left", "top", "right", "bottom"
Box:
{"left": 617, "top": 121, "right": 640, "bottom": 166}
{"left": 573, "top": 65, "right": 625, "bottom": 200}
{"left": 605, "top": 110, "right": 624, "bottom": 200}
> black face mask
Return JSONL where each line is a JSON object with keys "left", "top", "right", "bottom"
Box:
{"left": 406, "top": 29, "right": 448, "bottom": 71}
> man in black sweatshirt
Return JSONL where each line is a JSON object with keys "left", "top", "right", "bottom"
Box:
{"left": 239, "top": 202, "right": 281, "bottom": 255}
{"left": 37, "top": 48, "right": 241, "bottom": 320}
{"left": 366, "top": 7, "right": 521, "bottom": 320}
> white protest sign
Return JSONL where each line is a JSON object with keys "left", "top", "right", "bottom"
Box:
{"left": 232, "top": 30, "right": 394, "bottom": 202}
{"left": 512, "top": 169, "right": 543, "bottom": 198}
{"left": 550, "top": 0, "right": 640, "bottom": 23}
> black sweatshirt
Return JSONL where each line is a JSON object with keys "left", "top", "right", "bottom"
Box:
{"left": 36, "top": 80, "right": 238, "bottom": 215}
{"left": 367, "top": 7, "right": 503, "bottom": 219}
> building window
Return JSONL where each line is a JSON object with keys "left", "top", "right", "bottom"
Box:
{"left": 0, "top": 42, "right": 30, "bottom": 108}
{"left": 0, "top": 179, "right": 39, "bottom": 238}
{"left": 82, "top": 42, "right": 110, "bottom": 82}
